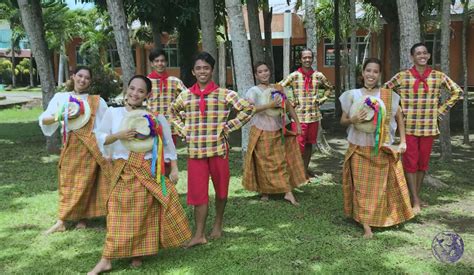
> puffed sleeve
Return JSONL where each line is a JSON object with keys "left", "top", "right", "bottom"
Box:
{"left": 95, "top": 107, "right": 114, "bottom": 157}
{"left": 93, "top": 97, "right": 109, "bottom": 132}
{"left": 38, "top": 93, "right": 63, "bottom": 136}
{"left": 158, "top": 114, "right": 177, "bottom": 162}
{"left": 339, "top": 90, "right": 353, "bottom": 114}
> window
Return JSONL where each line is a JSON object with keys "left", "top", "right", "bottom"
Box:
{"left": 324, "top": 39, "right": 335, "bottom": 67}
{"left": 76, "top": 45, "right": 87, "bottom": 65}
{"left": 424, "top": 33, "right": 441, "bottom": 66}
{"left": 163, "top": 45, "right": 179, "bottom": 67}
{"left": 107, "top": 48, "right": 120, "bottom": 68}
{"left": 324, "top": 37, "right": 370, "bottom": 67}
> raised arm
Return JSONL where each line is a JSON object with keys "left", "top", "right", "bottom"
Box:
{"left": 225, "top": 90, "right": 255, "bottom": 133}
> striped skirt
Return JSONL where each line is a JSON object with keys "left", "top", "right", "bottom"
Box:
{"left": 57, "top": 132, "right": 108, "bottom": 221}
{"left": 342, "top": 144, "right": 414, "bottom": 227}
{"left": 243, "top": 126, "right": 307, "bottom": 194}
{"left": 102, "top": 155, "right": 191, "bottom": 259}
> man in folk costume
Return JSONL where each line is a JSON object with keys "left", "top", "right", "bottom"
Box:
{"left": 88, "top": 75, "right": 191, "bottom": 274}
{"left": 169, "top": 52, "right": 255, "bottom": 248}
{"left": 39, "top": 66, "right": 109, "bottom": 234}
{"left": 147, "top": 48, "right": 187, "bottom": 145}
{"left": 279, "top": 48, "right": 333, "bottom": 179}
{"left": 384, "top": 42, "right": 462, "bottom": 214}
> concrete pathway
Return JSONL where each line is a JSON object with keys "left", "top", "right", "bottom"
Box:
{"left": 0, "top": 91, "right": 42, "bottom": 109}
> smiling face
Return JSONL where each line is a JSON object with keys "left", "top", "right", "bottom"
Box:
{"left": 411, "top": 45, "right": 431, "bottom": 67}
{"left": 125, "top": 78, "right": 150, "bottom": 107}
{"left": 255, "top": 64, "right": 271, "bottom": 84}
{"left": 362, "top": 62, "right": 381, "bottom": 88}
{"left": 72, "top": 69, "right": 92, "bottom": 93}
{"left": 300, "top": 50, "right": 314, "bottom": 70}
{"left": 151, "top": 54, "right": 167, "bottom": 73}
{"left": 192, "top": 59, "right": 213, "bottom": 86}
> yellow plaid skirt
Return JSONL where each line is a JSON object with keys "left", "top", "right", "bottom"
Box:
{"left": 243, "top": 126, "right": 307, "bottom": 194}
{"left": 102, "top": 154, "right": 191, "bottom": 259}
{"left": 342, "top": 144, "right": 414, "bottom": 227}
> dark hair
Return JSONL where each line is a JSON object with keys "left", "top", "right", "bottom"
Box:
{"left": 253, "top": 61, "right": 271, "bottom": 73}
{"left": 74, "top": 66, "right": 92, "bottom": 79}
{"left": 148, "top": 48, "right": 167, "bottom": 62}
{"left": 193, "top": 51, "right": 215, "bottom": 70}
{"left": 128, "top": 75, "right": 152, "bottom": 94}
{"left": 362, "top": 57, "right": 382, "bottom": 71}
{"left": 410, "top": 42, "right": 428, "bottom": 55}
{"left": 300, "top": 48, "right": 314, "bottom": 58}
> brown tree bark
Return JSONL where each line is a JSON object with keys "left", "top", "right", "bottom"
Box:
{"left": 262, "top": 0, "right": 275, "bottom": 82}
{"left": 461, "top": 0, "right": 470, "bottom": 144}
{"left": 396, "top": 0, "right": 421, "bottom": 70}
{"left": 247, "top": 0, "right": 265, "bottom": 71}
{"left": 199, "top": 0, "right": 218, "bottom": 83}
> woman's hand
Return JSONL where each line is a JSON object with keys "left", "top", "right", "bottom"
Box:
{"left": 398, "top": 142, "right": 407, "bottom": 153}
{"left": 114, "top": 129, "right": 137, "bottom": 141}
{"left": 67, "top": 108, "right": 80, "bottom": 119}
{"left": 271, "top": 95, "right": 283, "bottom": 108}
{"left": 350, "top": 109, "right": 368, "bottom": 124}
{"left": 169, "top": 167, "right": 179, "bottom": 184}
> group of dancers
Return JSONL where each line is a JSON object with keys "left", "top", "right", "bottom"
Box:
{"left": 38, "top": 42, "right": 462, "bottom": 274}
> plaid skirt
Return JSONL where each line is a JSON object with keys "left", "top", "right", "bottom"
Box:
{"left": 102, "top": 154, "right": 191, "bottom": 259}
{"left": 243, "top": 126, "right": 307, "bottom": 194}
{"left": 342, "top": 144, "right": 414, "bottom": 227}
{"left": 57, "top": 132, "right": 108, "bottom": 221}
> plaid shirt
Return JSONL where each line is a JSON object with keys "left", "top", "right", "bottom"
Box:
{"left": 168, "top": 88, "right": 255, "bottom": 159}
{"left": 146, "top": 76, "right": 186, "bottom": 135}
{"left": 279, "top": 70, "right": 333, "bottom": 123}
{"left": 384, "top": 69, "right": 462, "bottom": 136}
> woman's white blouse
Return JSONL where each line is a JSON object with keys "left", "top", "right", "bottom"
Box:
{"left": 245, "top": 86, "right": 290, "bottom": 131}
{"left": 38, "top": 92, "right": 108, "bottom": 136}
{"left": 96, "top": 107, "right": 177, "bottom": 162}
{"left": 339, "top": 89, "right": 400, "bottom": 146}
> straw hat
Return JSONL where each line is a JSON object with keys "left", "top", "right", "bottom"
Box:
{"left": 349, "top": 95, "right": 384, "bottom": 133}
{"left": 119, "top": 109, "right": 155, "bottom": 153}
{"left": 261, "top": 84, "right": 284, "bottom": 117}
{"left": 66, "top": 99, "right": 91, "bottom": 131}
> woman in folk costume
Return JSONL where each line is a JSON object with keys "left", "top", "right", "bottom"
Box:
{"left": 339, "top": 58, "right": 414, "bottom": 238}
{"left": 242, "top": 61, "right": 307, "bottom": 205}
{"left": 39, "top": 66, "right": 109, "bottom": 234}
{"left": 88, "top": 75, "right": 191, "bottom": 274}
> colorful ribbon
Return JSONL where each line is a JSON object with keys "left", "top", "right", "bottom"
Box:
{"left": 363, "top": 97, "right": 385, "bottom": 155}
{"left": 143, "top": 114, "right": 167, "bottom": 196}
{"left": 55, "top": 96, "right": 85, "bottom": 144}
{"left": 271, "top": 90, "right": 287, "bottom": 143}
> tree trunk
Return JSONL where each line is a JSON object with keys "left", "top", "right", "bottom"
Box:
{"left": 178, "top": 14, "right": 199, "bottom": 87}
{"left": 247, "top": 0, "right": 265, "bottom": 70}
{"left": 262, "top": 0, "right": 275, "bottom": 82}
{"left": 305, "top": 0, "right": 317, "bottom": 69}
{"left": 17, "top": 0, "right": 59, "bottom": 153}
{"left": 218, "top": 41, "right": 227, "bottom": 87}
{"left": 396, "top": 0, "right": 421, "bottom": 70}
{"left": 58, "top": 45, "right": 65, "bottom": 87}
{"left": 431, "top": 31, "right": 437, "bottom": 67}
{"left": 225, "top": 0, "right": 255, "bottom": 153}
{"left": 150, "top": 20, "right": 163, "bottom": 51}
{"left": 349, "top": 0, "right": 357, "bottom": 89}
{"left": 439, "top": 0, "right": 452, "bottom": 160}
{"left": 462, "top": 0, "right": 470, "bottom": 144}
{"left": 334, "top": 0, "right": 342, "bottom": 117}
{"left": 106, "top": 0, "right": 136, "bottom": 90}
{"left": 199, "top": 0, "right": 219, "bottom": 83}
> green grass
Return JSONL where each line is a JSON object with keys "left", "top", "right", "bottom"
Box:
{"left": 1, "top": 108, "right": 473, "bottom": 274}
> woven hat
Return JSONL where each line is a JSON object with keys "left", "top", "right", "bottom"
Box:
{"left": 349, "top": 95, "right": 384, "bottom": 133}
{"left": 66, "top": 97, "right": 91, "bottom": 131}
{"left": 261, "top": 84, "right": 285, "bottom": 117}
{"left": 119, "top": 109, "right": 155, "bottom": 152}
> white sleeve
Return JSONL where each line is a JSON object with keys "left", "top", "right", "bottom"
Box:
{"left": 158, "top": 114, "right": 177, "bottom": 162}
{"left": 95, "top": 107, "right": 114, "bottom": 157}
{"left": 38, "top": 93, "right": 62, "bottom": 136}
{"left": 339, "top": 90, "right": 353, "bottom": 114}
{"left": 391, "top": 92, "right": 400, "bottom": 117}
{"left": 245, "top": 86, "right": 258, "bottom": 103}
{"left": 93, "top": 97, "right": 109, "bottom": 133}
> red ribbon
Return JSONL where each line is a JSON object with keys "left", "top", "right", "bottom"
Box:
{"left": 189, "top": 81, "right": 219, "bottom": 116}
{"left": 409, "top": 66, "right": 432, "bottom": 94}
{"left": 148, "top": 71, "right": 169, "bottom": 94}
{"left": 297, "top": 67, "right": 315, "bottom": 92}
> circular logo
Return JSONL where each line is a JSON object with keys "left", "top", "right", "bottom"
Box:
{"left": 431, "top": 231, "right": 464, "bottom": 263}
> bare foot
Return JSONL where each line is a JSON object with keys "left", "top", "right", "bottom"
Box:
{"left": 131, "top": 257, "right": 142, "bottom": 268}
{"left": 209, "top": 226, "right": 223, "bottom": 240}
{"left": 284, "top": 192, "right": 299, "bottom": 206}
{"left": 412, "top": 204, "right": 421, "bottom": 215}
{"left": 184, "top": 236, "right": 208, "bottom": 248}
{"left": 260, "top": 194, "right": 269, "bottom": 201}
{"left": 75, "top": 220, "right": 87, "bottom": 229}
{"left": 88, "top": 258, "right": 112, "bottom": 275}
{"left": 44, "top": 220, "right": 66, "bottom": 235}
{"left": 362, "top": 224, "right": 373, "bottom": 239}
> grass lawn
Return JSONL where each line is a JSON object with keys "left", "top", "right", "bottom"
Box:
{"left": 0, "top": 107, "right": 473, "bottom": 274}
